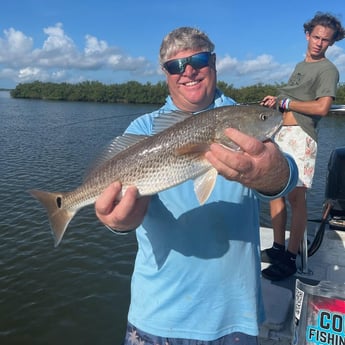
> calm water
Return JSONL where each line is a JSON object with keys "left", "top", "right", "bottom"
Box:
{"left": 0, "top": 91, "right": 344, "bottom": 345}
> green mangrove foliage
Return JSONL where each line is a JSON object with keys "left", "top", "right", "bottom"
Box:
{"left": 10, "top": 80, "right": 345, "bottom": 105}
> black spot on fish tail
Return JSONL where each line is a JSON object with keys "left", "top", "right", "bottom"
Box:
{"left": 28, "top": 189, "right": 77, "bottom": 247}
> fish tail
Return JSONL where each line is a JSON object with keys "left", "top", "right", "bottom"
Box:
{"left": 29, "top": 189, "right": 77, "bottom": 247}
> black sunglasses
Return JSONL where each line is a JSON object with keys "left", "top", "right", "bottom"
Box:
{"left": 163, "top": 52, "right": 213, "bottom": 75}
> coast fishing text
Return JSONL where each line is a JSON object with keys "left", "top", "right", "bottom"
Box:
{"left": 307, "top": 310, "right": 345, "bottom": 345}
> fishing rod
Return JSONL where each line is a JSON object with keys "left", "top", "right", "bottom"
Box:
{"left": 51, "top": 102, "right": 265, "bottom": 129}
{"left": 238, "top": 100, "right": 263, "bottom": 105}
{"left": 50, "top": 111, "right": 146, "bottom": 129}
{"left": 307, "top": 201, "right": 333, "bottom": 257}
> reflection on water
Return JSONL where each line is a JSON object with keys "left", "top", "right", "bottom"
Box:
{"left": 0, "top": 93, "right": 156, "bottom": 345}
{"left": 0, "top": 91, "right": 344, "bottom": 344}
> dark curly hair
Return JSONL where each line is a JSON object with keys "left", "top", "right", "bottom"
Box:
{"left": 304, "top": 12, "right": 345, "bottom": 42}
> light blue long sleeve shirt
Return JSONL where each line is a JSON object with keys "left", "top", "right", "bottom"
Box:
{"left": 125, "top": 91, "right": 298, "bottom": 340}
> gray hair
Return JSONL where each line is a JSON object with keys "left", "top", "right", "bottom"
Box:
{"left": 159, "top": 27, "right": 215, "bottom": 64}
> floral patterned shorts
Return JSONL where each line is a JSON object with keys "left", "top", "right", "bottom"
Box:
{"left": 123, "top": 322, "right": 258, "bottom": 345}
{"left": 274, "top": 126, "right": 317, "bottom": 188}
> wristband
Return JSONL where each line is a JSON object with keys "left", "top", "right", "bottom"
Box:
{"left": 280, "top": 98, "right": 291, "bottom": 111}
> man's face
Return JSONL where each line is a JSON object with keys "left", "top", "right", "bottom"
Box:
{"left": 306, "top": 25, "right": 335, "bottom": 60}
{"left": 163, "top": 49, "right": 217, "bottom": 112}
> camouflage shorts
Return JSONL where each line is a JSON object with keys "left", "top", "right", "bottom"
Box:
{"left": 123, "top": 322, "right": 258, "bottom": 345}
{"left": 274, "top": 125, "right": 317, "bottom": 188}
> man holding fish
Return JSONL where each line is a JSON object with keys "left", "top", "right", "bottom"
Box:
{"left": 95, "top": 27, "right": 298, "bottom": 344}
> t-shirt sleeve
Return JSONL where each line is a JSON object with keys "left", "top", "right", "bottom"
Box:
{"left": 315, "top": 66, "right": 339, "bottom": 99}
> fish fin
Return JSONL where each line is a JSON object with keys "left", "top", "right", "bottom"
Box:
{"left": 175, "top": 143, "right": 210, "bottom": 156}
{"left": 29, "top": 189, "right": 77, "bottom": 247}
{"left": 105, "top": 134, "right": 149, "bottom": 154}
{"left": 152, "top": 110, "right": 193, "bottom": 134}
{"left": 194, "top": 168, "right": 218, "bottom": 205}
{"left": 84, "top": 134, "right": 149, "bottom": 181}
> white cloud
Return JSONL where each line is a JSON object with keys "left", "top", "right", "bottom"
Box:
{"left": 0, "top": 23, "right": 154, "bottom": 86}
{"left": 42, "top": 23, "right": 75, "bottom": 52}
{"left": 3, "top": 22, "right": 343, "bottom": 88}
{"left": 217, "top": 54, "right": 293, "bottom": 85}
{"left": 328, "top": 45, "right": 345, "bottom": 75}
{"left": 216, "top": 55, "right": 239, "bottom": 73}
{"left": 238, "top": 55, "right": 277, "bottom": 74}
{"left": 18, "top": 67, "right": 42, "bottom": 79}
{"left": 84, "top": 35, "right": 108, "bottom": 55}
{"left": 0, "top": 28, "right": 33, "bottom": 65}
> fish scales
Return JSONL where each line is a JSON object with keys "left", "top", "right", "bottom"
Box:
{"left": 29, "top": 105, "right": 282, "bottom": 246}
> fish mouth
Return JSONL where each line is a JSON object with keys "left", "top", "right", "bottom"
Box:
{"left": 266, "top": 121, "right": 283, "bottom": 139}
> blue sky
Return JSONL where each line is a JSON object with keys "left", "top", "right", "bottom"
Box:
{"left": 1, "top": 0, "right": 344, "bottom": 89}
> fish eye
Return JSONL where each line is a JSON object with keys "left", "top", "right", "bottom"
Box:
{"left": 259, "top": 113, "right": 267, "bottom": 121}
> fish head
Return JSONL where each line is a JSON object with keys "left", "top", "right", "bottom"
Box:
{"left": 215, "top": 105, "right": 282, "bottom": 148}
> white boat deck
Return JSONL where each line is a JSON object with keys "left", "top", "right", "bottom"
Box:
{"left": 258, "top": 225, "right": 345, "bottom": 344}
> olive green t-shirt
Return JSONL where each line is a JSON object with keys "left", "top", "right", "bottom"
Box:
{"left": 279, "top": 58, "right": 339, "bottom": 141}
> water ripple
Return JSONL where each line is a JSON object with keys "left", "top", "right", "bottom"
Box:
{"left": 0, "top": 96, "right": 343, "bottom": 344}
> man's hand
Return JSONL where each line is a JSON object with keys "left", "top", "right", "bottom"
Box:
{"left": 260, "top": 95, "right": 277, "bottom": 108}
{"left": 95, "top": 181, "right": 150, "bottom": 231}
{"left": 205, "top": 128, "right": 289, "bottom": 195}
